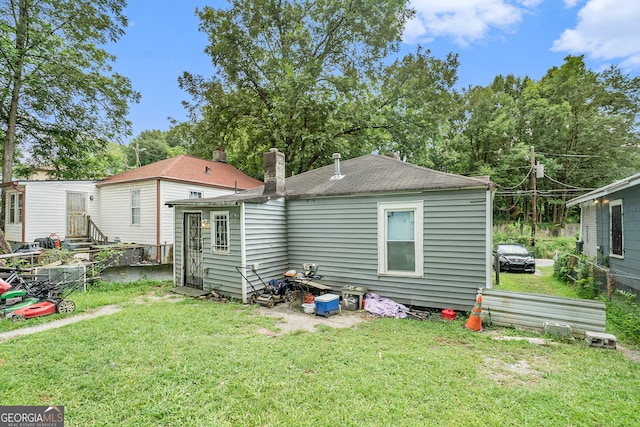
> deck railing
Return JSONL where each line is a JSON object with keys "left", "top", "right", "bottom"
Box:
{"left": 87, "top": 215, "right": 108, "bottom": 245}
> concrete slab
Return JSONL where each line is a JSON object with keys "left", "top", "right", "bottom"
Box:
{"left": 171, "top": 286, "right": 211, "bottom": 298}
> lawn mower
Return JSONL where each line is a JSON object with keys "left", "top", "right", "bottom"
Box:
{"left": 235, "top": 266, "right": 298, "bottom": 308}
{"left": 0, "top": 270, "right": 80, "bottom": 322}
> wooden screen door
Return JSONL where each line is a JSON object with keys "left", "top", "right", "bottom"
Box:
{"left": 66, "top": 192, "right": 87, "bottom": 237}
{"left": 184, "top": 212, "right": 204, "bottom": 289}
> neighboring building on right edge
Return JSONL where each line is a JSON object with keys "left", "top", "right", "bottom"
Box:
{"left": 567, "top": 172, "right": 640, "bottom": 293}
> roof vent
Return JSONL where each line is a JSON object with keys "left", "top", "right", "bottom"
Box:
{"left": 331, "top": 153, "right": 344, "bottom": 180}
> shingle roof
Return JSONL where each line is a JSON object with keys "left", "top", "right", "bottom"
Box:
{"left": 284, "top": 154, "right": 492, "bottom": 198}
{"left": 97, "top": 154, "right": 263, "bottom": 190}
{"left": 167, "top": 154, "right": 492, "bottom": 206}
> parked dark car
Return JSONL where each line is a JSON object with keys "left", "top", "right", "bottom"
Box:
{"left": 495, "top": 244, "right": 535, "bottom": 273}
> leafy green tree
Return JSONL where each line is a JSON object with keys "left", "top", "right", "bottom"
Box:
{"left": 0, "top": 0, "right": 139, "bottom": 184}
{"left": 14, "top": 141, "right": 127, "bottom": 179}
{"left": 523, "top": 56, "right": 640, "bottom": 224}
{"left": 179, "top": 0, "right": 461, "bottom": 177}
{"left": 449, "top": 56, "right": 640, "bottom": 226}
{"left": 374, "top": 48, "right": 459, "bottom": 167}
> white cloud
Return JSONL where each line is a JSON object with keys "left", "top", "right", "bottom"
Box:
{"left": 405, "top": 0, "right": 543, "bottom": 46}
{"left": 552, "top": 0, "right": 640, "bottom": 68}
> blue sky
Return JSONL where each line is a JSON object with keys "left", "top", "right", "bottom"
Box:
{"left": 109, "top": 0, "right": 640, "bottom": 143}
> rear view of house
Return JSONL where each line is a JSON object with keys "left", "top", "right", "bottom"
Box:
{"left": 168, "top": 149, "right": 495, "bottom": 310}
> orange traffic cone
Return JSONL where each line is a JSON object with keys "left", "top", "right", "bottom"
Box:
{"left": 464, "top": 294, "right": 483, "bottom": 331}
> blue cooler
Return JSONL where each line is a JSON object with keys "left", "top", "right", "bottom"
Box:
{"left": 315, "top": 294, "right": 340, "bottom": 317}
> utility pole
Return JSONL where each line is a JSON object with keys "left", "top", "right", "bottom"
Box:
{"left": 133, "top": 140, "right": 146, "bottom": 168}
{"left": 530, "top": 146, "right": 536, "bottom": 248}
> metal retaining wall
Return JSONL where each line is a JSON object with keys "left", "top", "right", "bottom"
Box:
{"left": 481, "top": 288, "right": 606, "bottom": 337}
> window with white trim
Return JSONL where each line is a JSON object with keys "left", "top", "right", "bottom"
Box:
{"left": 131, "top": 189, "right": 141, "bottom": 225}
{"left": 610, "top": 199, "right": 623, "bottom": 258}
{"left": 189, "top": 191, "right": 203, "bottom": 199}
{"left": 377, "top": 201, "right": 423, "bottom": 277}
{"left": 8, "top": 193, "right": 22, "bottom": 224}
{"left": 211, "top": 211, "right": 230, "bottom": 253}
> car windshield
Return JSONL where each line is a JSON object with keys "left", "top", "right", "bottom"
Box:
{"left": 497, "top": 245, "right": 530, "bottom": 256}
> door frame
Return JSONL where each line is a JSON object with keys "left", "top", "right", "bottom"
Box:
{"left": 183, "top": 211, "right": 204, "bottom": 289}
{"left": 66, "top": 191, "right": 88, "bottom": 238}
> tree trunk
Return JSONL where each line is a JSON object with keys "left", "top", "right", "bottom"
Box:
{"left": 3, "top": 0, "right": 28, "bottom": 184}
{"left": 0, "top": 0, "right": 28, "bottom": 240}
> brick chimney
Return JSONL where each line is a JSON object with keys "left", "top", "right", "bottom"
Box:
{"left": 263, "top": 148, "right": 285, "bottom": 195}
{"left": 212, "top": 147, "right": 227, "bottom": 163}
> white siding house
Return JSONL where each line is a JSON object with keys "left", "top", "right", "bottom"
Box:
{"left": 2, "top": 155, "right": 262, "bottom": 257}
{"left": 1, "top": 181, "right": 99, "bottom": 244}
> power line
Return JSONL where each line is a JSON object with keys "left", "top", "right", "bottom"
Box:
{"left": 543, "top": 173, "right": 584, "bottom": 189}
{"left": 493, "top": 167, "right": 531, "bottom": 191}
{"left": 537, "top": 152, "right": 601, "bottom": 158}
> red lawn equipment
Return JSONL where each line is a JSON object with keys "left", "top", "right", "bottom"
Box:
{"left": 0, "top": 268, "right": 80, "bottom": 322}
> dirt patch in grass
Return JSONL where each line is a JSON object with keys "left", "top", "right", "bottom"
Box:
{"left": 617, "top": 344, "right": 640, "bottom": 362}
{"left": 483, "top": 356, "right": 549, "bottom": 386}
{"left": 134, "top": 293, "right": 185, "bottom": 304}
{"left": 256, "top": 303, "right": 369, "bottom": 336}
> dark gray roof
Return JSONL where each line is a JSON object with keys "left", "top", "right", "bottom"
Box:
{"left": 167, "top": 154, "right": 492, "bottom": 206}
{"left": 285, "top": 154, "right": 491, "bottom": 199}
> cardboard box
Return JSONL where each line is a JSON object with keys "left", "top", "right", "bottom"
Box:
{"left": 315, "top": 293, "right": 339, "bottom": 316}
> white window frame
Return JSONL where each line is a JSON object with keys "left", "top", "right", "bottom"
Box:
{"left": 211, "top": 211, "right": 230, "bottom": 254}
{"left": 189, "top": 190, "right": 203, "bottom": 199}
{"left": 609, "top": 199, "right": 623, "bottom": 259}
{"left": 8, "top": 193, "right": 22, "bottom": 224}
{"left": 130, "top": 189, "right": 141, "bottom": 225}
{"left": 377, "top": 201, "right": 424, "bottom": 277}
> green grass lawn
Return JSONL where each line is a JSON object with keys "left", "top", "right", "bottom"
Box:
{"left": 492, "top": 266, "right": 581, "bottom": 298}
{"left": 1, "top": 280, "right": 640, "bottom": 426}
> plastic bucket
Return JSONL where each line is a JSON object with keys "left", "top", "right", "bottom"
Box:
{"left": 302, "top": 303, "right": 315, "bottom": 314}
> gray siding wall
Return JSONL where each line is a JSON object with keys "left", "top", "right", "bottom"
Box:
{"left": 172, "top": 206, "right": 242, "bottom": 297}
{"left": 287, "top": 189, "right": 490, "bottom": 310}
{"left": 201, "top": 206, "right": 242, "bottom": 298}
{"left": 598, "top": 187, "right": 640, "bottom": 291}
{"left": 173, "top": 201, "right": 288, "bottom": 302}
{"left": 243, "top": 198, "right": 288, "bottom": 299}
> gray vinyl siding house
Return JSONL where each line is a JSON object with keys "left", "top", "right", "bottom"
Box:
{"left": 168, "top": 150, "right": 495, "bottom": 310}
{"left": 567, "top": 172, "right": 640, "bottom": 292}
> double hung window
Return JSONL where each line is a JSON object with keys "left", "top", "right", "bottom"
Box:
{"left": 377, "top": 201, "right": 423, "bottom": 277}
{"left": 131, "top": 189, "right": 141, "bottom": 225}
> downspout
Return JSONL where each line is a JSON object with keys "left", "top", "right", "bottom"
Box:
{"left": 486, "top": 186, "right": 494, "bottom": 289}
{"left": 156, "top": 179, "right": 161, "bottom": 263}
{"left": 240, "top": 202, "right": 247, "bottom": 303}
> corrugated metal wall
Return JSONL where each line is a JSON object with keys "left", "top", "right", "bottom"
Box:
{"left": 287, "top": 189, "right": 490, "bottom": 310}
{"left": 482, "top": 288, "right": 606, "bottom": 336}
